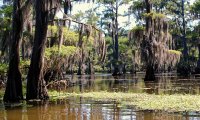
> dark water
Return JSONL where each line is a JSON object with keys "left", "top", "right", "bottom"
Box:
{"left": 1, "top": 73, "right": 200, "bottom": 120}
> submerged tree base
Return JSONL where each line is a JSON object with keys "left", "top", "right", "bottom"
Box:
{"left": 49, "top": 91, "right": 200, "bottom": 112}
{"left": 144, "top": 65, "right": 155, "bottom": 81}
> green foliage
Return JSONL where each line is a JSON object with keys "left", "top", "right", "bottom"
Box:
{"left": 72, "top": 11, "right": 84, "bottom": 21}
{"left": 143, "top": 12, "right": 166, "bottom": 19}
{"left": 119, "top": 37, "right": 129, "bottom": 53}
{"left": 20, "top": 60, "right": 30, "bottom": 68}
{"left": 85, "top": 10, "right": 99, "bottom": 26}
{"left": 190, "top": 0, "right": 200, "bottom": 17}
{"left": 94, "top": 65, "right": 104, "bottom": 72}
{"left": 130, "top": 26, "right": 144, "bottom": 32}
{"left": 63, "top": 27, "right": 79, "bottom": 44}
{"left": 45, "top": 45, "right": 78, "bottom": 59}
{"left": 0, "top": 5, "right": 12, "bottom": 32}
{"left": 0, "top": 63, "right": 8, "bottom": 73}
{"left": 0, "top": 5, "right": 12, "bottom": 17}
{"left": 48, "top": 25, "right": 58, "bottom": 36}
{"left": 168, "top": 50, "right": 182, "bottom": 55}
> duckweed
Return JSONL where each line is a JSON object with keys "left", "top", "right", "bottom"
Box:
{"left": 48, "top": 91, "right": 200, "bottom": 112}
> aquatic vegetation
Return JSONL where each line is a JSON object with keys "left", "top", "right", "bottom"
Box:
{"left": 48, "top": 91, "right": 200, "bottom": 112}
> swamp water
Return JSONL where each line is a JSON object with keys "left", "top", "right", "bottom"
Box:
{"left": 1, "top": 73, "right": 200, "bottom": 120}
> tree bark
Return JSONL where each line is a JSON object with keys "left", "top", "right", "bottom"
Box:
{"left": 26, "top": 0, "right": 50, "bottom": 100}
{"left": 195, "top": 44, "right": 200, "bottom": 74}
{"left": 144, "top": 64, "right": 155, "bottom": 81}
{"left": 112, "top": 0, "right": 120, "bottom": 76}
{"left": 88, "top": 52, "right": 94, "bottom": 74}
{"left": 77, "top": 24, "right": 85, "bottom": 75}
{"left": 181, "top": 0, "right": 188, "bottom": 60}
{"left": 144, "top": 0, "right": 155, "bottom": 81}
{"left": 4, "top": 0, "right": 32, "bottom": 102}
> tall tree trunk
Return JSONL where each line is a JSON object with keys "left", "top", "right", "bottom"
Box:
{"left": 112, "top": 0, "right": 120, "bottom": 76}
{"left": 26, "top": 0, "right": 50, "bottom": 100}
{"left": 88, "top": 51, "right": 94, "bottom": 74}
{"left": 4, "top": 0, "right": 23, "bottom": 102}
{"left": 3, "top": 0, "right": 32, "bottom": 102}
{"left": 181, "top": 0, "right": 188, "bottom": 60}
{"left": 144, "top": 0, "right": 155, "bottom": 81}
{"left": 1, "top": 30, "right": 10, "bottom": 57}
{"left": 77, "top": 49, "right": 85, "bottom": 75}
{"left": 77, "top": 24, "right": 85, "bottom": 75}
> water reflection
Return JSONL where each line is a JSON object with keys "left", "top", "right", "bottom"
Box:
{"left": 1, "top": 74, "right": 200, "bottom": 120}
{"left": 0, "top": 99, "right": 198, "bottom": 120}
{"left": 65, "top": 73, "right": 200, "bottom": 95}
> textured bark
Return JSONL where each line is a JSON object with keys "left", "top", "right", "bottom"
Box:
{"left": 77, "top": 24, "right": 85, "bottom": 75}
{"left": 4, "top": 0, "right": 32, "bottom": 102}
{"left": 58, "top": 27, "right": 64, "bottom": 51}
{"left": 1, "top": 30, "right": 10, "bottom": 57}
{"left": 112, "top": 0, "right": 120, "bottom": 76}
{"left": 89, "top": 61, "right": 94, "bottom": 74}
{"left": 181, "top": 0, "right": 188, "bottom": 60}
{"left": 26, "top": 0, "right": 50, "bottom": 100}
{"left": 88, "top": 52, "right": 94, "bottom": 75}
{"left": 144, "top": 0, "right": 155, "bottom": 81}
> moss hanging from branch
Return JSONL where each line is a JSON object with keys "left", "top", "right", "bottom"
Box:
{"left": 46, "top": 12, "right": 107, "bottom": 75}
{"left": 128, "top": 26, "right": 145, "bottom": 68}
{"left": 143, "top": 12, "right": 181, "bottom": 75}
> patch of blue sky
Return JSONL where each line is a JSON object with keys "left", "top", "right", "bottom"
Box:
{"left": 56, "top": 2, "right": 136, "bottom": 30}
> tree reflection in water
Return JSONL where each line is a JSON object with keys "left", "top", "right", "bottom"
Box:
{"left": 1, "top": 74, "right": 200, "bottom": 120}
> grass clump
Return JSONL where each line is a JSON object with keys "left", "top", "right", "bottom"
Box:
{"left": 48, "top": 91, "right": 200, "bottom": 112}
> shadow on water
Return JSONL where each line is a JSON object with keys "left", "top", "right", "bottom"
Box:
{"left": 1, "top": 73, "right": 200, "bottom": 119}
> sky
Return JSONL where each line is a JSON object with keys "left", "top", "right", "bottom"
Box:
{"left": 58, "top": 0, "right": 196, "bottom": 30}
{"left": 0, "top": 0, "right": 135, "bottom": 29}
{"left": 0, "top": 0, "right": 197, "bottom": 30}
{"left": 56, "top": 2, "right": 135, "bottom": 30}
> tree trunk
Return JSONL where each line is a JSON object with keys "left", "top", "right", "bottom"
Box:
{"left": 181, "top": 0, "right": 188, "bottom": 60}
{"left": 112, "top": 0, "right": 120, "bottom": 76}
{"left": 58, "top": 19, "right": 65, "bottom": 52}
{"left": 77, "top": 49, "right": 85, "bottom": 75}
{"left": 122, "top": 64, "right": 126, "bottom": 74}
{"left": 195, "top": 44, "right": 200, "bottom": 74}
{"left": 4, "top": 0, "right": 32, "bottom": 102}
{"left": 26, "top": 0, "right": 50, "bottom": 100}
{"left": 88, "top": 53, "right": 94, "bottom": 75}
{"left": 1, "top": 30, "right": 10, "bottom": 57}
{"left": 144, "top": 0, "right": 155, "bottom": 81}
{"left": 3, "top": 0, "right": 24, "bottom": 102}
{"left": 144, "top": 64, "right": 155, "bottom": 81}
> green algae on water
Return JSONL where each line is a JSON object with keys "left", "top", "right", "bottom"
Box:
{"left": 48, "top": 91, "right": 200, "bottom": 112}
